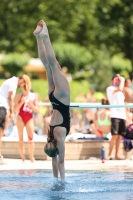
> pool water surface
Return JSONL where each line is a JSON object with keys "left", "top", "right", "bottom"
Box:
{"left": 0, "top": 169, "right": 133, "bottom": 200}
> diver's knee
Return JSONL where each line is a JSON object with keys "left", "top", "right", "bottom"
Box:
{"left": 59, "top": 158, "right": 64, "bottom": 164}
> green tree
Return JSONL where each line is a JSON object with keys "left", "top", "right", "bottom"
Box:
{"left": 0, "top": 0, "right": 98, "bottom": 57}
{"left": 53, "top": 42, "right": 92, "bottom": 73}
{"left": 1, "top": 0, "right": 133, "bottom": 92}
{"left": 94, "top": 0, "right": 133, "bottom": 73}
{"left": 0, "top": 53, "right": 29, "bottom": 76}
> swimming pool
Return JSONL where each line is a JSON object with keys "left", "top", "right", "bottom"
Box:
{"left": 0, "top": 169, "right": 133, "bottom": 200}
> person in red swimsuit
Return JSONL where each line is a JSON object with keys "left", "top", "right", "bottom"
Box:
{"left": 14, "top": 75, "right": 39, "bottom": 162}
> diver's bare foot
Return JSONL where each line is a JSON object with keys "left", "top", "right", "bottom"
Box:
{"left": 39, "top": 20, "right": 49, "bottom": 39}
{"left": 33, "top": 20, "right": 43, "bottom": 37}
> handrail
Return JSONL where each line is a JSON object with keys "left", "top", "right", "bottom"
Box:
{"left": 38, "top": 102, "right": 133, "bottom": 108}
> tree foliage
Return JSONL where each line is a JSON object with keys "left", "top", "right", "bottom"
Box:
{"left": 0, "top": 0, "right": 94, "bottom": 55}
{"left": 53, "top": 42, "right": 92, "bottom": 73}
{"left": 0, "top": 0, "right": 133, "bottom": 91}
{"left": 94, "top": 0, "right": 133, "bottom": 70}
{"left": 0, "top": 53, "right": 29, "bottom": 76}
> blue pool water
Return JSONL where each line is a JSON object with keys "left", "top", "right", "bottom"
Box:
{"left": 0, "top": 169, "right": 133, "bottom": 200}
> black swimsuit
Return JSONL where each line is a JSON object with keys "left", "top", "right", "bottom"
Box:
{"left": 49, "top": 91, "right": 70, "bottom": 136}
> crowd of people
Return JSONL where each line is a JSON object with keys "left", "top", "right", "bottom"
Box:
{"left": 1, "top": 72, "right": 133, "bottom": 162}
{"left": 0, "top": 20, "right": 133, "bottom": 184}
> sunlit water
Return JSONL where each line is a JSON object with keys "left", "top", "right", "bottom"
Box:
{"left": 0, "top": 169, "right": 133, "bottom": 200}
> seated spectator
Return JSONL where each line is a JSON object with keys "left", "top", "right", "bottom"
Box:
{"left": 82, "top": 108, "right": 95, "bottom": 132}
{"left": 95, "top": 98, "right": 111, "bottom": 138}
{"left": 43, "top": 107, "right": 52, "bottom": 135}
{"left": 33, "top": 110, "right": 44, "bottom": 135}
{"left": 87, "top": 88, "right": 97, "bottom": 103}
{"left": 41, "top": 96, "right": 52, "bottom": 135}
{"left": 87, "top": 88, "right": 97, "bottom": 114}
{"left": 87, "top": 120, "right": 98, "bottom": 135}
{"left": 75, "top": 93, "right": 87, "bottom": 102}
{"left": 70, "top": 109, "right": 85, "bottom": 133}
{"left": 31, "top": 91, "right": 43, "bottom": 135}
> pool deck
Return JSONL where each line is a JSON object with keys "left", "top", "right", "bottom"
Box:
{"left": 1, "top": 158, "right": 133, "bottom": 171}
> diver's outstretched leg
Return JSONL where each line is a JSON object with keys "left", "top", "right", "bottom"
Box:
{"left": 33, "top": 21, "right": 55, "bottom": 93}
{"left": 39, "top": 20, "right": 70, "bottom": 104}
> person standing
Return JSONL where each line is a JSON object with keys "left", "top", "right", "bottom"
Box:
{"left": 124, "top": 78, "right": 133, "bottom": 103}
{"left": 0, "top": 75, "right": 26, "bottom": 164}
{"left": 106, "top": 74, "right": 126, "bottom": 160}
{"left": 14, "top": 75, "right": 38, "bottom": 162}
{"left": 33, "top": 20, "right": 70, "bottom": 183}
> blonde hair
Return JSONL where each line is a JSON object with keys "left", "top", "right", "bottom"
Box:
{"left": 19, "top": 74, "right": 31, "bottom": 91}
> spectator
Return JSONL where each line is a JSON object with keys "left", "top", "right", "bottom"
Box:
{"left": 42, "top": 96, "right": 52, "bottom": 135}
{"left": 123, "top": 78, "right": 133, "bottom": 103}
{"left": 87, "top": 88, "right": 97, "bottom": 103}
{"left": 106, "top": 74, "right": 126, "bottom": 160}
{"left": 75, "top": 93, "right": 87, "bottom": 102}
{"left": 43, "top": 108, "right": 52, "bottom": 135}
{"left": 30, "top": 91, "right": 42, "bottom": 135}
{"left": 87, "top": 87, "right": 97, "bottom": 115}
{"left": 95, "top": 98, "right": 111, "bottom": 138}
{"left": 82, "top": 108, "right": 95, "bottom": 130}
{"left": 0, "top": 75, "right": 26, "bottom": 164}
{"left": 14, "top": 75, "right": 38, "bottom": 162}
{"left": 70, "top": 109, "right": 85, "bottom": 133}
